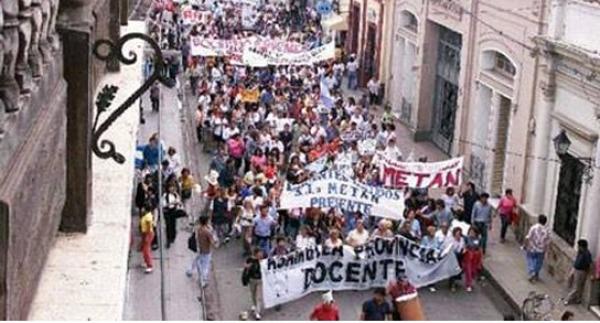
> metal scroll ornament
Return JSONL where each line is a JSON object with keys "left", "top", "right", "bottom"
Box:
{"left": 91, "top": 33, "right": 171, "bottom": 164}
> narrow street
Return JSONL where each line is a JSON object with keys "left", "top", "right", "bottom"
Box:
{"left": 123, "top": 78, "right": 517, "bottom": 320}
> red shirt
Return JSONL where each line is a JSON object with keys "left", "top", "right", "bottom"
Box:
{"left": 310, "top": 303, "right": 340, "bottom": 321}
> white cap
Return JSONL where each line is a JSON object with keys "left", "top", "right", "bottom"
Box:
{"left": 322, "top": 290, "right": 334, "bottom": 303}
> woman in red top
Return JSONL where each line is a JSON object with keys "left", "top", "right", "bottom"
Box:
{"left": 498, "top": 188, "right": 518, "bottom": 243}
{"left": 310, "top": 291, "right": 340, "bottom": 321}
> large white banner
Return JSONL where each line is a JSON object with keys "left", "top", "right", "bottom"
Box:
{"left": 189, "top": 36, "right": 308, "bottom": 59}
{"left": 242, "top": 41, "right": 336, "bottom": 66}
{"left": 375, "top": 153, "right": 464, "bottom": 189}
{"left": 189, "top": 36, "right": 334, "bottom": 66}
{"left": 279, "top": 171, "right": 405, "bottom": 219}
{"left": 260, "top": 236, "right": 461, "bottom": 308}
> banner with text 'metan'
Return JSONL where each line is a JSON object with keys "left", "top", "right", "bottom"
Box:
{"left": 279, "top": 171, "right": 405, "bottom": 219}
{"left": 375, "top": 153, "right": 464, "bottom": 189}
{"left": 260, "top": 236, "right": 461, "bottom": 308}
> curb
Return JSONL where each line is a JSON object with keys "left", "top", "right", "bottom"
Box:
{"left": 481, "top": 266, "right": 523, "bottom": 317}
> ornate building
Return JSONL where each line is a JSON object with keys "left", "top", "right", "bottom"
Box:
{"left": 0, "top": 0, "right": 124, "bottom": 319}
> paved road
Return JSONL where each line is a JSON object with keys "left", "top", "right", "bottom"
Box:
{"left": 123, "top": 73, "right": 517, "bottom": 320}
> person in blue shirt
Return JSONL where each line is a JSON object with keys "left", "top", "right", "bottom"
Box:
{"left": 142, "top": 134, "right": 163, "bottom": 170}
{"left": 253, "top": 205, "right": 276, "bottom": 256}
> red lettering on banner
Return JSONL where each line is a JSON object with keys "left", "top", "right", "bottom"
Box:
{"left": 445, "top": 169, "right": 461, "bottom": 187}
{"left": 382, "top": 167, "right": 396, "bottom": 187}
{"left": 394, "top": 170, "right": 409, "bottom": 188}
{"left": 428, "top": 172, "right": 444, "bottom": 188}
{"left": 414, "top": 173, "right": 430, "bottom": 188}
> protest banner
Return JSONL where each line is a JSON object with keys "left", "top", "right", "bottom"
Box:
{"left": 189, "top": 36, "right": 310, "bottom": 66}
{"left": 376, "top": 153, "right": 464, "bottom": 189}
{"left": 181, "top": 6, "right": 211, "bottom": 25}
{"left": 305, "top": 156, "right": 329, "bottom": 174}
{"left": 260, "top": 236, "right": 461, "bottom": 308}
{"left": 279, "top": 171, "right": 405, "bottom": 219}
{"left": 240, "top": 88, "right": 259, "bottom": 103}
{"left": 242, "top": 41, "right": 336, "bottom": 66}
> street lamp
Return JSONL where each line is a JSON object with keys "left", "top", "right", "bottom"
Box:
{"left": 552, "top": 130, "right": 571, "bottom": 157}
{"left": 552, "top": 129, "right": 594, "bottom": 183}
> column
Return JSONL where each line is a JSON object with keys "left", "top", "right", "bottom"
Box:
{"left": 582, "top": 141, "right": 600, "bottom": 256}
{"left": 527, "top": 56, "right": 557, "bottom": 213}
{"left": 57, "top": 0, "right": 95, "bottom": 232}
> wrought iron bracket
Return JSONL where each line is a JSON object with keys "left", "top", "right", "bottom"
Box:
{"left": 91, "top": 32, "right": 171, "bottom": 164}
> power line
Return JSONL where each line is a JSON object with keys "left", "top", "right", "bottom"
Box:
{"left": 455, "top": 137, "right": 599, "bottom": 170}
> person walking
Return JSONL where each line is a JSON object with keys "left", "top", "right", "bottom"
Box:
{"left": 463, "top": 227, "right": 483, "bottom": 292}
{"left": 163, "top": 183, "right": 182, "bottom": 248}
{"left": 498, "top": 189, "right": 518, "bottom": 243}
{"left": 346, "top": 55, "right": 359, "bottom": 90}
{"left": 195, "top": 215, "right": 215, "bottom": 288}
{"left": 243, "top": 247, "right": 263, "bottom": 320}
{"left": 310, "top": 291, "right": 340, "bottom": 321}
{"left": 150, "top": 83, "right": 160, "bottom": 111}
{"left": 471, "top": 193, "right": 493, "bottom": 254}
{"left": 139, "top": 206, "right": 155, "bottom": 274}
{"left": 564, "top": 239, "right": 593, "bottom": 305}
{"left": 360, "top": 288, "right": 392, "bottom": 320}
{"left": 523, "top": 214, "right": 550, "bottom": 282}
{"left": 460, "top": 182, "right": 478, "bottom": 224}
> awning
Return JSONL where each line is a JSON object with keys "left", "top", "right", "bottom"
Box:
{"left": 321, "top": 14, "right": 348, "bottom": 31}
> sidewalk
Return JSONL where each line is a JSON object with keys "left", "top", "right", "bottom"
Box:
{"left": 484, "top": 216, "right": 597, "bottom": 320}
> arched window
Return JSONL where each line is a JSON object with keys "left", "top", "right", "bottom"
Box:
{"left": 400, "top": 11, "right": 418, "bottom": 32}
{"left": 482, "top": 50, "right": 517, "bottom": 79}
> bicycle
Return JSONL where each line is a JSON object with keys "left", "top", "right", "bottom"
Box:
{"left": 521, "top": 291, "right": 555, "bottom": 320}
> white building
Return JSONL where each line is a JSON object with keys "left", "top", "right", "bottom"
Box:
{"left": 524, "top": 0, "right": 600, "bottom": 307}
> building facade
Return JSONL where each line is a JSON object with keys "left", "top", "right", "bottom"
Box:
{"left": 523, "top": 0, "right": 600, "bottom": 306}
{"left": 0, "top": 0, "right": 123, "bottom": 319}
{"left": 383, "top": 0, "right": 600, "bottom": 307}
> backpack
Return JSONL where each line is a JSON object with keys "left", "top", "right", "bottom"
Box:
{"left": 241, "top": 267, "right": 251, "bottom": 286}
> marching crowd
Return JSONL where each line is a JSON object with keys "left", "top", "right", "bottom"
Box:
{"left": 132, "top": 0, "right": 600, "bottom": 320}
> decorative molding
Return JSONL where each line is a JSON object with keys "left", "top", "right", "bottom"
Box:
{"left": 429, "top": 0, "right": 463, "bottom": 21}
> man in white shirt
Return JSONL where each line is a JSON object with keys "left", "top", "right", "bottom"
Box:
{"left": 367, "top": 77, "right": 380, "bottom": 105}
{"left": 346, "top": 56, "right": 359, "bottom": 90}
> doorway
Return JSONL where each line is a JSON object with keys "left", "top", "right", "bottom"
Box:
{"left": 432, "top": 26, "right": 462, "bottom": 154}
{"left": 491, "top": 96, "right": 511, "bottom": 196}
{"left": 361, "top": 22, "right": 377, "bottom": 86}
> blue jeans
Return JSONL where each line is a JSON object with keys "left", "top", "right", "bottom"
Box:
{"left": 526, "top": 251, "right": 544, "bottom": 277}
{"left": 196, "top": 253, "right": 212, "bottom": 287}
{"left": 347, "top": 72, "right": 358, "bottom": 90}
{"left": 255, "top": 235, "right": 271, "bottom": 256}
{"left": 473, "top": 222, "right": 488, "bottom": 253}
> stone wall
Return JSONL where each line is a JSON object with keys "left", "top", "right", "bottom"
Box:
{"left": 0, "top": 0, "right": 67, "bottom": 319}
{"left": 0, "top": 0, "right": 122, "bottom": 319}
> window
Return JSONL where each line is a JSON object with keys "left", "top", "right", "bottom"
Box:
{"left": 553, "top": 154, "right": 584, "bottom": 246}
{"left": 401, "top": 11, "right": 418, "bottom": 32}
{"left": 494, "top": 53, "right": 516, "bottom": 77}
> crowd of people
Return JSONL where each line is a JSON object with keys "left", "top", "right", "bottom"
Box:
{"left": 131, "top": 0, "right": 600, "bottom": 320}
